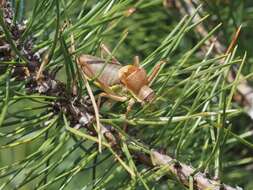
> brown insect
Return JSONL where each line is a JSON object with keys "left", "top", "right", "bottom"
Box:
{"left": 77, "top": 44, "right": 163, "bottom": 113}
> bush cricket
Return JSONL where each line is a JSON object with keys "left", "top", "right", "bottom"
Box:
{"left": 78, "top": 44, "right": 163, "bottom": 126}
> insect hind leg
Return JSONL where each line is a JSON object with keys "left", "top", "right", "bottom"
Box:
{"left": 147, "top": 61, "right": 166, "bottom": 86}
{"left": 100, "top": 43, "right": 121, "bottom": 65}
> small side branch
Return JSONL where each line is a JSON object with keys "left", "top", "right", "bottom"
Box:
{"left": 173, "top": 0, "right": 253, "bottom": 119}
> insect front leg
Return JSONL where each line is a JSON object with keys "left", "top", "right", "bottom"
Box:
{"left": 123, "top": 98, "right": 136, "bottom": 131}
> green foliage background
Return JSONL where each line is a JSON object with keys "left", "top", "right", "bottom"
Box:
{"left": 0, "top": 0, "right": 253, "bottom": 189}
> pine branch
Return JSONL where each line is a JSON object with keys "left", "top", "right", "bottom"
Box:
{"left": 0, "top": 1, "right": 249, "bottom": 189}
{"left": 68, "top": 120, "right": 243, "bottom": 190}
{"left": 0, "top": 4, "right": 242, "bottom": 190}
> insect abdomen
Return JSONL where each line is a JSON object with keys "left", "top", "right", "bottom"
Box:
{"left": 79, "top": 55, "right": 122, "bottom": 86}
